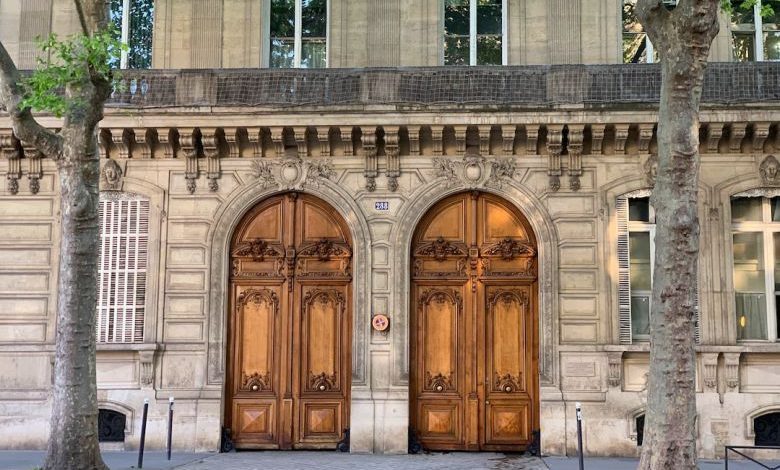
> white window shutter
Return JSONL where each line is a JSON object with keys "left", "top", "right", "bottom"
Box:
{"left": 694, "top": 284, "right": 701, "bottom": 344}
{"left": 97, "top": 193, "right": 149, "bottom": 344}
{"left": 617, "top": 195, "right": 632, "bottom": 344}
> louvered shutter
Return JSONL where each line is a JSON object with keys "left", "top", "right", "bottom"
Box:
{"left": 617, "top": 196, "right": 632, "bottom": 344}
{"left": 97, "top": 193, "right": 149, "bottom": 343}
{"left": 694, "top": 284, "right": 701, "bottom": 344}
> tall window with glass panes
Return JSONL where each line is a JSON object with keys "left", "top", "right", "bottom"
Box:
{"left": 443, "top": 0, "right": 506, "bottom": 65}
{"left": 731, "top": 194, "right": 780, "bottom": 341}
{"left": 269, "top": 0, "right": 327, "bottom": 68}
{"left": 731, "top": 0, "right": 780, "bottom": 62}
{"left": 110, "top": 0, "right": 154, "bottom": 69}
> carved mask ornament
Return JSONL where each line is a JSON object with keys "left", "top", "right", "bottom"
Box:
{"left": 102, "top": 159, "right": 123, "bottom": 191}
{"left": 760, "top": 155, "right": 780, "bottom": 186}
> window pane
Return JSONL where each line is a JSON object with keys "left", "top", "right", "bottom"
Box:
{"left": 629, "top": 197, "right": 651, "bottom": 222}
{"left": 772, "top": 197, "right": 780, "bottom": 221}
{"left": 445, "top": 36, "right": 470, "bottom": 65}
{"left": 733, "top": 232, "right": 765, "bottom": 290}
{"left": 270, "top": 39, "right": 295, "bottom": 68}
{"left": 631, "top": 295, "right": 651, "bottom": 338}
{"left": 630, "top": 232, "right": 652, "bottom": 291}
{"left": 128, "top": 0, "right": 154, "bottom": 69}
{"left": 733, "top": 33, "right": 756, "bottom": 61}
{"left": 271, "top": 0, "right": 295, "bottom": 37}
{"left": 731, "top": 197, "right": 763, "bottom": 222}
{"left": 624, "top": 33, "right": 648, "bottom": 63}
{"left": 477, "top": 0, "right": 502, "bottom": 35}
{"left": 736, "top": 293, "right": 767, "bottom": 340}
{"left": 302, "top": 0, "right": 326, "bottom": 38}
{"left": 764, "top": 31, "right": 780, "bottom": 61}
{"left": 445, "top": 0, "right": 470, "bottom": 36}
{"left": 731, "top": 0, "right": 755, "bottom": 25}
{"left": 477, "top": 35, "right": 502, "bottom": 65}
{"left": 623, "top": 0, "right": 641, "bottom": 32}
{"left": 301, "top": 39, "right": 326, "bottom": 68}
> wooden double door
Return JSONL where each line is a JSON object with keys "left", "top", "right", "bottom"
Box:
{"left": 226, "top": 193, "right": 352, "bottom": 449}
{"left": 411, "top": 192, "right": 539, "bottom": 451}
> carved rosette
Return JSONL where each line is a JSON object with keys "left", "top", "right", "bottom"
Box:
{"left": 425, "top": 371, "right": 454, "bottom": 393}
{"left": 415, "top": 237, "right": 467, "bottom": 261}
{"left": 309, "top": 371, "right": 338, "bottom": 392}
{"left": 494, "top": 372, "right": 522, "bottom": 393}
{"left": 241, "top": 372, "right": 271, "bottom": 392}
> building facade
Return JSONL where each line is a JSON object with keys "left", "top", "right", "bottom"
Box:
{"left": 1, "top": 0, "right": 780, "bottom": 459}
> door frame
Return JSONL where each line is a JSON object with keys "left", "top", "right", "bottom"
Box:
{"left": 206, "top": 184, "right": 373, "bottom": 448}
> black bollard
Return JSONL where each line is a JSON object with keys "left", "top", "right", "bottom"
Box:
{"left": 576, "top": 402, "right": 584, "bottom": 470}
{"left": 167, "top": 396, "right": 174, "bottom": 460}
{"left": 138, "top": 398, "right": 149, "bottom": 469}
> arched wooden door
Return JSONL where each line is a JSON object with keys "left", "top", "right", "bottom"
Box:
{"left": 225, "top": 193, "right": 352, "bottom": 450}
{"left": 410, "top": 192, "right": 539, "bottom": 451}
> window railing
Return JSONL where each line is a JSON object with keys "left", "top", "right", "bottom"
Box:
{"left": 725, "top": 446, "right": 780, "bottom": 470}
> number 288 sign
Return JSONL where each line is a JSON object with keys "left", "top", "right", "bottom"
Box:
{"left": 375, "top": 201, "right": 390, "bottom": 211}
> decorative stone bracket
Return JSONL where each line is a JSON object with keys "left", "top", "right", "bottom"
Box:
{"left": 607, "top": 352, "right": 622, "bottom": 388}
{"left": 139, "top": 350, "right": 156, "bottom": 387}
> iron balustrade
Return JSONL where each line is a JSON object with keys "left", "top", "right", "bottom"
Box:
{"left": 725, "top": 446, "right": 780, "bottom": 470}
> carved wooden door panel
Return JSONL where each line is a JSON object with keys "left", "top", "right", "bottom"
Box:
{"left": 227, "top": 193, "right": 352, "bottom": 450}
{"left": 411, "top": 192, "right": 538, "bottom": 452}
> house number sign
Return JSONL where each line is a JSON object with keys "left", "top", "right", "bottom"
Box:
{"left": 375, "top": 201, "right": 390, "bottom": 211}
{"left": 372, "top": 314, "right": 390, "bottom": 332}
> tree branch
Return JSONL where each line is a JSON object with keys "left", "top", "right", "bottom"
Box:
{"left": 74, "top": 0, "right": 110, "bottom": 37}
{"left": 0, "top": 41, "right": 63, "bottom": 159}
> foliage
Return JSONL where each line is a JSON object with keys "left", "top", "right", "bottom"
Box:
{"left": 721, "top": 0, "right": 776, "bottom": 17}
{"left": 109, "top": 0, "right": 155, "bottom": 68}
{"left": 19, "top": 29, "right": 125, "bottom": 118}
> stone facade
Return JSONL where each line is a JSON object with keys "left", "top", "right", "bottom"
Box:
{"left": 0, "top": 0, "right": 779, "bottom": 460}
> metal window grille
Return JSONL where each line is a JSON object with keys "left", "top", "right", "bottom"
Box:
{"left": 97, "top": 193, "right": 149, "bottom": 343}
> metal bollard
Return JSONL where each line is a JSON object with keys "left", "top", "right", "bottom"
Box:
{"left": 167, "top": 396, "right": 174, "bottom": 460}
{"left": 138, "top": 398, "right": 149, "bottom": 469}
{"left": 576, "top": 402, "right": 585, "bottom": 470}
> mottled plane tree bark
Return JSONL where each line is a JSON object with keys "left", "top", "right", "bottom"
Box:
{"left": 0, "top": 1, "right": 113, "bottom": 469}
{"left": 634, "top": 1, "right": 720, "bottom": 469}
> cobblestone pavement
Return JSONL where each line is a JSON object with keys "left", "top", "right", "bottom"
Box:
{"left": 175, "top": 451, "right": 549, "bottom": 470}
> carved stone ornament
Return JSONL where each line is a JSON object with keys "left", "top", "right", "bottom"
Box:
{"left": 425, "top": 371, "right": 454, "bottom": 393}
{"left": 483, "top": 238, "right": 536, "bottom": 260}
{"left": 309, "top": 371, "right": 337, "bottom": 391}
{"left": 415, "top": 237, "right": 466, "bottom": 261}
{"left": 644, "top": 154, "right": 658, "bottom": 187}
{"left": 241, "top": 372, "right": 271, "bottom": 392}
{"left": 232, "top": 239, "right": 281, "bottom": 259}
{"left": 249, "top": 157, "right": 335, "bottom": 190}
{"left": 760, "top": 155, "right": 780, "bottom": 186}
{"left": 432, "top": 156, "right": 517, "bottom": 189}
{"left": 101, "top": 159, "right": 124, "bottom": 191}
{"left": 494, "top": 372, "right": 522, "bottom": 393}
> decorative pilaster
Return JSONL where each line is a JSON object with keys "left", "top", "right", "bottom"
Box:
{"left": 729, "top": 122, "right": 747, "bottom": 153}
{"left": 361, "top": 127, "right": 378, "bottom": 192}
{"left": 317, "top": 127, "right": 331, "bottom": 157}
{"left": 478, "top": 125, "right": 491, "bottom": 156}
{"left": 546, "top": 125, "right": 563, "bottom": 192}
{"left": 590, "top": 124, "right": 606, "bottom": 155}
{"left": 294, "top": 127, "right": 308, "bottom": 159}
{"left": 752, "top": 122, "right": 770, "bottom": 152}
{"left": 525, "top": 124, "right": 540, "bottom": 154}
{"left": 706, "top": 123, "right": 724, "bottom": 153}
{"left": 407, "top": 126, "right": 421, "bottom": 156}
{"left": 614, "top": 124, "right": 629, "bottom": 154}
{"left": 201, "top": 128, "right": 221, "bottom": 192}
{"left": 568, "top": 125, "right": 584, "bottom": 191}
{"left": 133, "top": 128, "right": 151, "bottom": 159}
{"left": 340, "top": 127, "right": 353, "bottom": 157}
{"left": 637, "top": 123, "right": 654, "bottom": 153}
{"left": 501, "top": 125, "right": 516, "bottom": 155}
{"left": 1, "top": 132, "right": 21, "bottom": 195}
{"left": 431, "top": 126, "right": 444, "bottom": 157}
{"left": 385, "top": 126, "right": 400, "bottom": 192}
{"left": 22, "top": 143, "right": 42, "bottom": 194}
{"left": 180, "top": 129, "right": 199, "bottom": 194}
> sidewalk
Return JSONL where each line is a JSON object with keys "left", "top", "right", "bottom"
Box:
{"left": 0, "top": 451, "right": 208, "bottom": 470}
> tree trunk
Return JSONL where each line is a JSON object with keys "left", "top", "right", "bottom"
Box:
{"left": 636, "top": 2, "right": 719, "bottom": 469}
{"left": 44, "top": 128, "right": 107, "bottom": 470}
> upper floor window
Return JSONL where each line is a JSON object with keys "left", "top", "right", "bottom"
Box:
{"left": 444, "top": 0, "right": 506, "bottom": 66}
{"left": 270, "top": 0, "right": 327, "bottom": 68}
{"left": 731, "top": 0, "right": 780, "bottom": 62}
{"left": 623, "top": 0, "right": 654, "bottom": 63}
{"left": 97, "top": 193, "right": 149, "bottom": 343}
{"left": 731, "top": 194, "right": 780, "bottom": 341}
{"left": 110, "top": 0, "right": 154, "bottom": 69}
{"left": 617, "top": 192, "right": 699, "bottom": 343}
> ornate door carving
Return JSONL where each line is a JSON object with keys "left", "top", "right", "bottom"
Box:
{"left": 226, "top": 193, "right": 352, "bottom": 449}
{"left": 411, "top": 192, "right": 538, "bottom": 451}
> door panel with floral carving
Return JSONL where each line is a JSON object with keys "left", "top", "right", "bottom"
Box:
{"left": 411, "top": 192, "right": 538, "bottom": 452}
{"left": 227, "top": 193, "right": 352, "bottom": 449}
